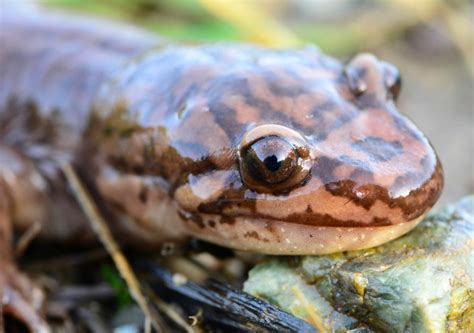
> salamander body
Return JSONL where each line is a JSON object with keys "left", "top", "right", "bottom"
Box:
{"left": 0, "top": 9, "right": 445, "bottom": 331}
{"left": 0, "top": 10, "right": 443, "bottom": 255}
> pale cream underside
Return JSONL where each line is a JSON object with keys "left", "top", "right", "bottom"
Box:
{"left": 182, "top": 215, "right": 424, "bottom": 255}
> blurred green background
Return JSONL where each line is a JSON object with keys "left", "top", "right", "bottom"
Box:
{"left": 42, "top": 0, "right": 473, "bottom": 206}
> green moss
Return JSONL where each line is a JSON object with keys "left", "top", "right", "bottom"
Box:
{"left": 101, "top": 265, "right": 133, "bottom": 308}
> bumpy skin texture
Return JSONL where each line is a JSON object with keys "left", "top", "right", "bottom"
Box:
{"left": 0, "top": 12, "right": 443, "bottom": 252}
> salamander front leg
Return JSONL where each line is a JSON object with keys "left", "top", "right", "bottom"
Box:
{"left": 0, "top": 148, "right": 50, "bottom": 333}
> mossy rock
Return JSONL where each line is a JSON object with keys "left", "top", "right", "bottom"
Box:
{"left": 244, "top": 196, "right": 473, "bottom": 332}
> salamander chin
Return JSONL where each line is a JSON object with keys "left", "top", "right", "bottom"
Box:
{"left": 179, "top": 213, "right": 423, "bottom": 255}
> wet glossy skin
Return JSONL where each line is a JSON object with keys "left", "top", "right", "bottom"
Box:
{"left": 0, "top": 11, "right": 445, "bottom": 330}
{"left": 0, "top": 11, "right": 443, "bottom": 255}
{"left": 88, "top": 44, "right": 443, "bottom": 253}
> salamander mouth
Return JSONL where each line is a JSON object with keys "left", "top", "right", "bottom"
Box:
{"left": 180, "top": 213, "right": 424, "bottom": 255}
{"left": 227, "top": 212, "right": 404, "bottom": 228}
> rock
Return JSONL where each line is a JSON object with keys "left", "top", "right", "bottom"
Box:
{"left": 244, "top": 196, "right": 473, "bottom": 332}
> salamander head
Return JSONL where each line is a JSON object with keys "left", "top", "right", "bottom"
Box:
{"left": 95, "top": 46, "right": 443, "bottom": 254}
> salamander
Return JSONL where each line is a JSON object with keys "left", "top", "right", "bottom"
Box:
{"left": 0, "top": 8, "right": 443, "bottom": 332}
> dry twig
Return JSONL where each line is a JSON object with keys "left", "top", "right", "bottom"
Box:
{"left": 61, "top": 163, "right": 165, "bottom": 332}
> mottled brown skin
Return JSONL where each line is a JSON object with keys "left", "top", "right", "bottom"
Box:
{"left": 0, "top": 9, "right": 443, "bottom": 331}
{"left": 90, "top": 45, "right": 442, "bottom": 243}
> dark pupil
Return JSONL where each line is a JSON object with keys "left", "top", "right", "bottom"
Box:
{"left": 264, "top": 155, "right": 281, "bottom": 172}
{"left": 243, "top": 136, "right": 297, "bottom": 185}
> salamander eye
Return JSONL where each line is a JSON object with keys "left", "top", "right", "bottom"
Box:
{"left": 242, "top": 136, "right": 297, "bottom": 184}
{"left": 239, "top": 125, "right": 312, "bottom": 194}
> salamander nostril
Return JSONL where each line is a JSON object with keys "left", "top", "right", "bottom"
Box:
{"left": 264, "top": 155, "right": 281, "bottom": 172}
